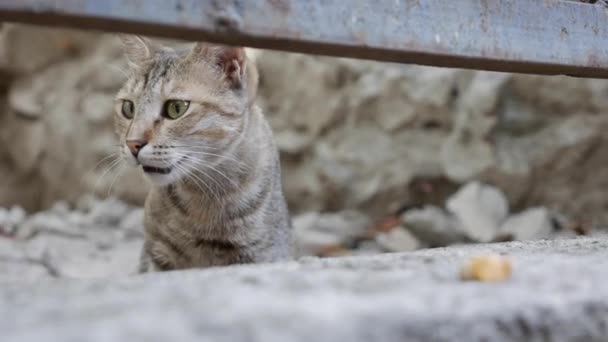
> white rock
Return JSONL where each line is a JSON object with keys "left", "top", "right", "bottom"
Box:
{"left": 53, "top": 239, "right": 141, "bottom": 279}
{"left": 499, "top": 207, "right": 553, "bottom": 241}
{"left": 1, "top": 197, "right": 145, "bottom": 282}
{"left": 293, "top": 213, "right": 340, "bottom": 257}
{"left": 293, "top": 211, "right": 370, "bottom": 257}
{"left": 82, "top": 197, "right": 131, "bottom": 227}
{"left": 402, "top": 205, "right": 467, "bottom": 246}
{"left": 353, "top": 240, "right": 385, "bottom": 255}
{"left": 275, "top": 130, "right": 312, "bottom": 154}
{"left": 50, "top": 201, "right": 70, "bottom": 215}
{"left": 446, "top": 182, "right": 509, "bottom": 242}
{"left": 17, "top": 213, "right": 85, "bottom": 240}
{"left": 119, "top": 208, "right": 144, "bottom": 238}
{"left": 0, "top": 258, "right": 50, "bottom": 285}
{"left": 440, "top": 134, "right": 494, "bottom": 182}
{"left": 375, "top": 227, "right": 420, "bottom": 252}
{"left": 0, "top": 206, "right": 26, "bottom": 236}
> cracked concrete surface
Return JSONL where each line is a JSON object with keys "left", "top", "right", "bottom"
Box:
{"left": 2, "top": 236, "right": 608, "bottom": 342}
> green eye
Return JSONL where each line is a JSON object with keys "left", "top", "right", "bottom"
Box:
{"left": 164, "top": 100, "right": 190, "bottom": 120}
{"left": 121, "top": 100, "right": 134, "bottom": 119}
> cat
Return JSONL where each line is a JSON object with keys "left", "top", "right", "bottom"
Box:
{"left": 114, "top": 36, "right": 293, "bottom": 272}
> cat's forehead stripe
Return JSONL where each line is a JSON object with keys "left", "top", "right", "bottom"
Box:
{"left": 142, "top": 58, "right": 174, "bottom": 92}
{"left": 142, "top": 70, "right": 149, "bottom": 90}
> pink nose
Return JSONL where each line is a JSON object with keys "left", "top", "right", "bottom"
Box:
{"left": 126, "top": 139, "right": 147, "bottom": 157}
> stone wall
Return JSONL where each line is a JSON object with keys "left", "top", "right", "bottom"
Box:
{"left": 1, "top": 24, "right": 607, "bottom": 225}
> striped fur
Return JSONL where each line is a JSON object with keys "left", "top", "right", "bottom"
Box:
{"left": 115, "top": 36, "right": 293, "bottom": 272}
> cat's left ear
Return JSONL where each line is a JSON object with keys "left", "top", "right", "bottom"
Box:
{"left": 189, "top": 43, "right": 247, "bottom": 88}
{"left": 119, "top": 35, "right": 156, "bottom": 68}
{"left": 216, "top": 47, "right": 247, "bottom": 89}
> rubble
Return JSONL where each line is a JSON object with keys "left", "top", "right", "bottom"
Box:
{"left": 293, "top": 210, "right": 370, "bottom": 257}
{"left": 0, "top": 187, "right": 581, "bottom": 284}
{"left": 0, "top": 197, "right": 142, "bottom": 283}
{"left": 399, "top": 182, "right": 564, "bottom": 247}
{"left": 446, "top": 182, "right": 509, "bottom": 243}
{"left": 402, "top": 206, "right": 467, "bottom": 247}
{"left": 375, "top": 227, "right": 420, "bottom": 252}
{"left": 499, "top": 207, "right": 554, "bottom": 241}
{"left": 0, "top": 206, "right": 26, "bottom": 236}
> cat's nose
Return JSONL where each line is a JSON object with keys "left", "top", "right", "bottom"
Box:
{"left": 126, "top": 139, "right": 147, "bottom": 158}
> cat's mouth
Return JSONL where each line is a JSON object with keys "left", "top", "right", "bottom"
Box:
{"left": 141, "top": 157, "right": 185, "bottom": 175}
{"left": 142, "top": 165, "right": 173, "bottom": 174}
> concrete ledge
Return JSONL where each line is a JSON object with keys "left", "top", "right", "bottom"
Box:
{"left": 2, "top": 237, "right": 608, "bottom": 341}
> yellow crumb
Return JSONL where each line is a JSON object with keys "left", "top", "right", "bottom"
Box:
{"left": 460, "top": 254, "right": 512, "bottom": 282}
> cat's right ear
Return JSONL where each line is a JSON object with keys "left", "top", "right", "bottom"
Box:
{"left": 119, "top": 35, "right": 154, "bottom": 68}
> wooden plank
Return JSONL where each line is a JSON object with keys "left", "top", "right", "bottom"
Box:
{"left": 0, "top": 0, "right": 607, "bottom": 78}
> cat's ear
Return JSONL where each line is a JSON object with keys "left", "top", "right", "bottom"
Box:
{"left": 216, "top": 47, "right": 247, "bottom": 88}
{"left": 189, "top": 43, "right": 247, "bottom": 88}
{"left": 119, "top": 35, "right": 155, "bottom": 68}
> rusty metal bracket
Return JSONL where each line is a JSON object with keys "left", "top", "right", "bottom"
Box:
{"left": 0, "top": 0, "right": 607, "bottom": 78}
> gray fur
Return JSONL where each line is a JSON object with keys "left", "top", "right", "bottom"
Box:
{"left": 114, "top": 37, "right": 293, "bottom": 272}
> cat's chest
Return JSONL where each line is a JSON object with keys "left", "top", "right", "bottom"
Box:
{"left": 145, "top": 206, "right": 245, "bottom": 241}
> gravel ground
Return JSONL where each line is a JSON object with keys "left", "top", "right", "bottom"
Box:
{"left": 0, "top": 181, "right": 595, "bottom": 284}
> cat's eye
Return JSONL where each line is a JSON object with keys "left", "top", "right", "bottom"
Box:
{"left": 121, "top": 100, "right": 135, "bottom": 119}
{"left": 164, "top": 100, "right": 190, "bottom": 120}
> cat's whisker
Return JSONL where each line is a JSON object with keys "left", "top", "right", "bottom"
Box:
{"left": 174, "top": 162, "right": 222, "bottom": 205}
{"left": 109, "top": 63, "right": 129, "bottom": 78}
{"left": 177, "top": 155, "right": 234, "bottom": 197}
{"left": 172, "top": 163, "right": 208, "bottom": 202}
{"left": 89, "top": 152, "right": 120, "bottom": 172}
{"left": 175, "top": 149, "right": 250, "bottom": 170}
{"left": 106, "top": 163, "right": 126, "bottom": 197}
{"left": 170, "top": 145, "right": 223, "bottom": 150}
{"left": 81, "top": 152, "right": 120, "bottom": 189}
{"left": 92, "top": 157, "right": 122, "bottom": 197}
{"left": 173, "top": 153, "right": 239, "bottom": 189}
{"left": 170, "top": 145, "right": 225, "bottom": 155}
{"left": 167, "top": 141, "right": 247, "bottom": 167}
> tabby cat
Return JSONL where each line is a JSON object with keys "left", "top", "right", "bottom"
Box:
{"left": 114, "top": 36, "right": 292, "bottom": 272}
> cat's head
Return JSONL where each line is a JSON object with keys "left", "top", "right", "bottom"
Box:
{"left": 114, "top": 36, "right": 258, "bottom": 186}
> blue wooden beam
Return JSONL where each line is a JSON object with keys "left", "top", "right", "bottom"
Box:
{"left": 0, "top": 0, "right": 607, "bottom": 78}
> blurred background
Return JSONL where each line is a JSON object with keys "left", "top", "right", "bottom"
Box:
{"left": 1, "top": 23, "right": 607, "bottom": 281}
